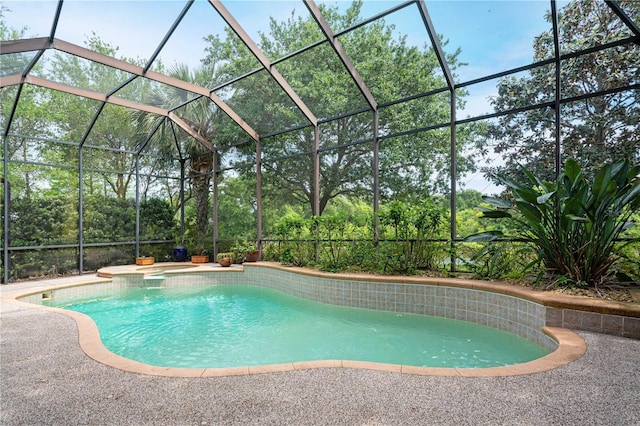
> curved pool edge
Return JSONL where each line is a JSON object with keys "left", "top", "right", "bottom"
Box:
{"left": 244, "top": 263, "right": 640, "bottom": 317}
{"left": 3, "top": 275, "right": 588, "bottom": 378}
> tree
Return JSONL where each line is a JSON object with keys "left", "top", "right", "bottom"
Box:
{"left": 203, "top": 0, "right": 473, "bottom": 215}
{"left": 164, "top": 66, "right": 216, "bottom": 241}
{"left": 485, "top": 0, "right": 639, "bottom": 183}
{"left": 217, "top": 174, "right": 257, "bottom": 240}
{"left": 1, "top": 9, "right": 57, "bottom": 199}
{"left": 46, "top": 34, "right": 149, "bottom": 201}
{"left": 134, "top": 63, "right": 243, "bottom": 243}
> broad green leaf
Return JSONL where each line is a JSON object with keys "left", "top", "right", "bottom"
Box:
{"left": 463, "top": 231, "right": 503, "bottom": 242}
{"left": 564, "top": 158, "right": 581, "bottom": 182}
{"left": 495, "top": 174, "right": 522, "bottom": 190}
{"left": 516, "top": 201, "right": 542, "bottom": 223}
{"left": 563, "top": 175, "right": 573, "bottom": 193}
{"left": 520, "top": 164, "right": 545, "bottom": 188}
{"left": 566, "top": 214, "right": 589, "bottom": 222}
{"left": 481, "top": 210, "right": 512, "bottom": 219}
{"left": 514, "top": 188, "right": 539, "bottom": 204}
{"left": 481, "top": 196, "right": 512, "bottom": 209}
{"left": 536, "top": 191, "right": 555, "bottom": 205}
{"left": 628, "top": 165, "right": 640, "bottom": 180}
{"left": 610, "top": 160, "right": 628, "bottom": 187}
{"left": 564, "top": 197, "right": 585, "bottom": 216}
{"left": 618, "top": 181, "right": 640, "bottom": 207}
{"left": 592, "top": 163, "right": 612, "bottom": 200}
{"left": 621, "top": 221, "right": 635, "bottom": 232}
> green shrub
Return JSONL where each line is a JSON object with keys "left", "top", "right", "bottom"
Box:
{"left": 274, "top": 212, "right": 313, "bottom": 266}
{"left": 140, "top": 198, "right": 176, "bottom": 241}
{"left": 378, "top": 198, "right": 444, "bottom": 273}
{"left": 459, "top": 241, "right": 538, "bottom": 280}
{"left": 466, "top": 158, "right": 640, "bottom": 286}
{"left": 312, "top": 212, "right": 373, "bottom": 272}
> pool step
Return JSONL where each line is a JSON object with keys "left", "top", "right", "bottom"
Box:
{"left": 144, "top": 274, "right": 165, "bottom": 280}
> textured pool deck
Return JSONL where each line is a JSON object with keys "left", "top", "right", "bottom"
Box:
{"left": 2, "top": 275, "right": 639, "bottom": 425}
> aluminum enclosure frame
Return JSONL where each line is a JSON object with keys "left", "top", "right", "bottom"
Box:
{"left": 1, "top": 0, "right": 639, "bottom": 283}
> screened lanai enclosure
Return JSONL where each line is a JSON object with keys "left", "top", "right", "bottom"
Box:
{"left": 1, "top": 0, "right": 639, "bottom": 284}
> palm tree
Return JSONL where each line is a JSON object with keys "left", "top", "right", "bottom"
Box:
{"left": 134, "top": 63, "right": 223, "bottom": 244}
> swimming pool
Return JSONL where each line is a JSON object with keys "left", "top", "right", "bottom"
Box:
{"left": 43, "top": 284, "right": 550, "bottom": 369}
{"left": 11, "top": 263, "right": 588, "bottom": 376}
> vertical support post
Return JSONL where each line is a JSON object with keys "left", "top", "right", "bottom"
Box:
{"left": 78, "top": 146, "right": 84, "bottom": 274}
{"left": 179, "top": 158, "right": 186, "bottom": 245}
{"left": 2, "top": 81, "right": 26, "bottom": 283}
{"left": 2, "top": 159, "right": 9, "bottom": 284}
{"left": 135, "top": 155, "right": 140, "bottom": 258}
{"left": 450, "top": 92, "right": 457, "bottom": 272}
{"left": 417, "top": 0, "right": 457, "bottom": 272}
{"left": 313, "top": 125, "right": 320, "bottom": 216}
{"left": 372, "top": 109, "right": 380, "bottom": 244}
{"left": 256, "top": 138, "right": 263, "bottom": 252}
{"left": 551, "top": 0, "right": 562, "bottom": 176}
{"left": 212, "top": 150, "right": 219, "bottom": 257}
{"left": 313, "top": 125, "right": 321, "bottom": 263}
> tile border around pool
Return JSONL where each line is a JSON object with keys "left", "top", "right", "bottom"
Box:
{"left": 245, "top": 263, "right": 640, "bottom": 339}
{"left": 3, "top": 262, "right": 598, "bottom": 377}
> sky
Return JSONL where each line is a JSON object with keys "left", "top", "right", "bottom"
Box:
{"left": 4, "top": 2, "right": 551, "bottom": 71}
{"left": 2, "top": 0, "right": 557, "bottom": 193}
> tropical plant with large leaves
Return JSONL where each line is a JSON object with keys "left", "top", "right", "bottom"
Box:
{"left": 465, "top": 158, "right": 640, "bottom": 286}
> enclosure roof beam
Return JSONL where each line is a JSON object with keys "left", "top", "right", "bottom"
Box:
{"left": 0, "top": 74, "right": 23, "bottom": 88}
{"left": 606, "top": 0, "right": 640, "bottom": 39}
{"left": 47, "top": 0, "right": 64, "bottom": 42}
{"left": 143, "top": 0, "right": 194, "bottom": 73}
{"left": 304, "top": 0, "right": 378, "bottom": 111}
{"left": 169, "top": 112, "right": 217, "bottom": 152}
{"left": 20, "top": 75, "right": 167, "bottom": 114}
{"left": 51, "top": 38, "right": 260, "bottom": 141}
{"left": 1, "top": 81, "right": 24, "bottom": 139}
{"left": 1, "top": 73, "right": 215, "bottom": 150}
{"left": 0, "top": 37, "right": 259, "bottom": 143}
{"left": 78, "top": 102, "right": 106, "bottom": 148}
{"left": 416, "top": 0, "right": 455, "bottom": 91}
{"left": 0, "top": 37, "right": 51, "bottom": 54}
{"left": 1, "top": 35, "right": 49, "bottom": 138}
{"left": 137, "top": 117, "right": 166, "bottom": 155}
{"left": 208, "top": 0, "right": 318, "bottom": 127}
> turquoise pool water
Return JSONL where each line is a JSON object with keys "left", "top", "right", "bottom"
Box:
{"left": 46, "top": 285, "right": 549, "bottom": 368}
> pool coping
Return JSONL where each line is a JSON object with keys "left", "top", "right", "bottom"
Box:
{"left": 2, "top": 262, "right": 597, "bottom": 378}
